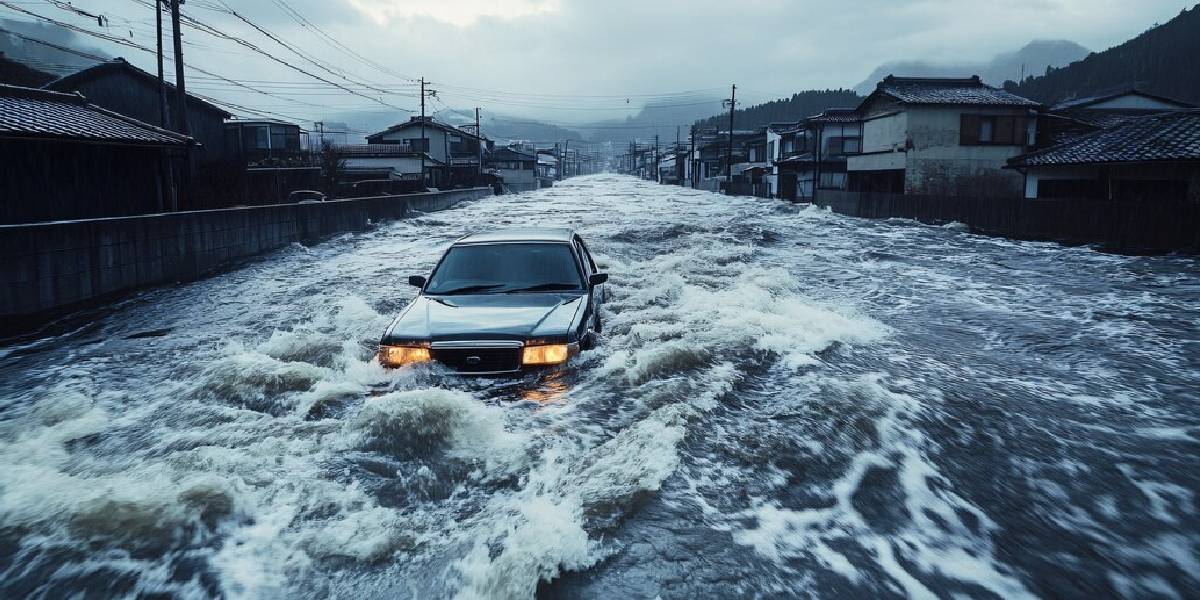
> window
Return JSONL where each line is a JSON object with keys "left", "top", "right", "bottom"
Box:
{"left": 979, "top": 118, "right": 994, "bottom": 143}
{"left": 961, "top": 114, "right": 1029, "bottom": 146}
{"left": 843, "top": 138, "right": 861, "bottom": 153}
{"left": 425, "top": 243, "right": 584, "bottom": 294}
{"left": 405, "top": 138, "right": 430, "bottom": 152}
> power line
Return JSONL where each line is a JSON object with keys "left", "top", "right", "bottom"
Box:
{"left": 122, "top": 0, "right": 411, "bottom": 112}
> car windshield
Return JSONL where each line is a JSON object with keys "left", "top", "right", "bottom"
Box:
{"left": 424, "top": 243, "right": 585, "bottom": 294}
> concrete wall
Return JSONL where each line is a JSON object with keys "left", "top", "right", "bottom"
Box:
{"left": 904, "top": 106, "right": 1029, "bottom": 197}
{"left": 0, "top": 187, "right": 492, "bottom": 329}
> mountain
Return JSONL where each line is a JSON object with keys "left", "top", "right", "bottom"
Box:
{"left": 1004, "top": 5, "right": 1200, "bottom": 105}
{"left": 853, "top": 39, "right": 1090, "bottom": 94}
{"left": 0, "top": 18, "right": 109, "bottom": 76}
{"left": 580, "top": 96, "right": 725, "bottom": 144}
{"left": 692, "top": 89, "right": 863, "bottom": 130}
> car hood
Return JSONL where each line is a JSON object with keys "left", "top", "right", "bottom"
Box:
{"left": 382, "top": 292, "right": 586, "bottom": 343}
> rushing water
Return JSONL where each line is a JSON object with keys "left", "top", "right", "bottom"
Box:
{"left": 1, "top": 175, "right": 1197, "bottom": 599}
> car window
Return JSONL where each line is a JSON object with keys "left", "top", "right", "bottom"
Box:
{"left": 425, "top": 243, "right": 585, "bottom": 294}
{"left": 573, "top": 238, "right": 592, "bottom": 276}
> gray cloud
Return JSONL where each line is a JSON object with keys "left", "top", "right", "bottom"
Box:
{"left": 5, "top": 0, "right": 1189, "bottom": 126}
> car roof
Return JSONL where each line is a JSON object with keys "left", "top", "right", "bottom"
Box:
{"left": 455, "top": 227, "right": 576, "bottom": 245}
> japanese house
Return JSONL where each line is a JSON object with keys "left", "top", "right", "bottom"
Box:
{"left": 366, "top": 116, "right": 488, "bottom": 189}
{"left": 0, "top": 84, "right": 190, "bottom": 224}
{"left": 489, "top": 146, "right": 538, "bottom": 192}
{"left": 847, "top": 75, "right": 1040, "bottom": 197}
{"left": 1008, "top": 109, "right": 1200, "bottom": 202}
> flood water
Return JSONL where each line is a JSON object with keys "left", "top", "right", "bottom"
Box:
{"left": 1, "top": 174, "right": 1197, "bottom": 599}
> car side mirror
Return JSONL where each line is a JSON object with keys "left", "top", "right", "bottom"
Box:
{"left": 408, "top": 275, "right": 427, "bottom": 288}
{"left": 589, "top": 273, "right": 609, "bottom": 286}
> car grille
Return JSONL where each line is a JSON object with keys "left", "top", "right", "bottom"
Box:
{"left": 431, "top": 347, "right": 521, "bottom": 373}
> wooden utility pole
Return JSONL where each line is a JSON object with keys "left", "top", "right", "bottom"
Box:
{"left": 169, "top": 0, "right": 188, "bottom": 210}
{"left": 475, "top": 107, "right": 482, "bottom": 180}
{"left": 654, "top": 134, "right": 660, "bottom": 183}
{"left": 689, "top": 125, "right": 695, "bottom": 188}
{"left": 725, "top": 83, "right": 736, "bottom": 180}
{"left": 419, "top": 77, "right": 426, "bottom": 188}
{"left": 155, "top": 0, "right": 167, "bottom": 128}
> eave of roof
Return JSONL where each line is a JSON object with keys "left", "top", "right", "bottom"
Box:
{"left": 0, "top": 83, "right": 192, "bottom": 147}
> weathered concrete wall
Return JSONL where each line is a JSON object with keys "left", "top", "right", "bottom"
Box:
{"left": 816, "top": 190, "right": 1200, "bottom": 254}
{"left": 0, "top": 187, "right": 492, "bottom": 328}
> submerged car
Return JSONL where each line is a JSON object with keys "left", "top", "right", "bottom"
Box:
{"left": 378, "top": 227, "right": 607, "bottom": 374}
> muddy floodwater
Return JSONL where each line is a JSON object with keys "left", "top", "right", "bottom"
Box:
{"left": 1, "top": 175, "right": 1197, "bottom": 599}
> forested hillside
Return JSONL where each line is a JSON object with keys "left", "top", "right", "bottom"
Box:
{"left": 1003, "top": 5, "right": 1200, "bottom": 104}
{"left": 693, "top": 89, "right": 861, "bottom": 129}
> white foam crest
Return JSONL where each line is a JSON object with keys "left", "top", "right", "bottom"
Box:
{"left": 733, "top": 376, "right": 1033, "bottom": 598}
{"left": 602, "top": 264, "right": 885, "bottom": 382}
{"left": 345, "top": 388, "right": 530, "bottom": 476}
{"left": 450, "top": 403, "right": 692, "bottom": 599}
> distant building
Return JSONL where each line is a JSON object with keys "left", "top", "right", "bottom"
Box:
{"left": 536, "top": 150, "right": 559, "bottom": 187}
{"left": 225, "top": 119, "right": 304, "bottom": 165}
{"left": 1008, "top": 109, "right": 1200, "bottom": 202}
{"left": 0, "top": 84, "right": 190, "bottom": 224}
{"left": 490, "top": 146, "right": 537, "bottom": 192}
{"left": 366, "top": 116, "right": 487, "bottom": 189}
{"left": 44, "top": 58, "right": 231, "bottom": 167}
{"left": 847, "top": 75, "right": 1039, "bottom": 197}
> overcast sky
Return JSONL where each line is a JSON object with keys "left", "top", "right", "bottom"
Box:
{"left": 3, "top": 0, "right": 1192, "bottom": 125}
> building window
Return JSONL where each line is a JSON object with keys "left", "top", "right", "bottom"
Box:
{"left": 405, "top": 138, "right": 430, "bottom": 152}
{"left": 961, "top": 114, "right": 1029, "bottom": 146}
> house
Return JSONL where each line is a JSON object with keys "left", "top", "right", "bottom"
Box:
{"left": 1037, "top": 88, "right": 1197, "bottom": 147}
{"left": 536, "top": 150, "right": 559, "bottom": 187}
{"left": 333, "top": 143, "right": 438, "bottom": 192}
{"left": 693, "top": 129, "right": 763, "bottom": 191}
{"left": 365, "top": 116, "right": 487, "bottom": 189}
{"left": 0, "top": 84, "right": 190, "bottom": 224}
{"left": 44, "top": 58, "right": 231, "bottom": 167}
{"left": 1008, "top": 109, "right": 1200, "bottom": 202}
{"left": 490, "top": 146, "right": 538, "bottom": 192}
{"left": 224, "top": 119, "right": 304, "bottom": 165}
{"left": 847, "top": 75, "right": 1039, "bottom": 197}
{"left": 767, "top": 110, "right": 863, "bottom": 201}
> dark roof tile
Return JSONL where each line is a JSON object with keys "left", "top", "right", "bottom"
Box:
{"left": 0, "top": 84, "right": 190, "bottom": 146}
{"left": 1011, "top": 109, "right": 1200, "bottom": 167}
{"left": 872, "top": 75, "right": 1039, "bottom": 107}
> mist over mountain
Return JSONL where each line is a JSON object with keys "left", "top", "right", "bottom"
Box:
{"left": 853, "top": 39, "right": 1090, "bottom": 93}
{"left": 581, "top": 96, "right": 725, "bottom": 144}
{"left": 0, "top": 18, "right": 108, "bottom": 75}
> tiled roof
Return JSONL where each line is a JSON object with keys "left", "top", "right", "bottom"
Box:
{"left": 1010, "top": 109, "right": 1200, "bottom": 167}
{"left": 0, "top": 84, "right": 191, "bottom": 146}
{"left": 870, "top": 75, "right": 1039, "bottom": 107}
{"left": 366, "top": 116, "right": 484, "bottom": 142}
{"left": 1049, "top": 88, "right": 1196, "bottom": 112}
{"left": 807, "top": 108, "right": 860, "bottom": 123}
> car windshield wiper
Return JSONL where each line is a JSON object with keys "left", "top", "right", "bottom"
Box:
{"left": 504, "top": 282, "right": 583, "bottom": 293}
{"left": 432, "top": 283, "right": 506, "bottom": 295}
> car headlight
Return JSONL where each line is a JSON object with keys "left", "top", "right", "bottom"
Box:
{"left": 522, "top": 343, "right": 571, "bottom": 366}
{"left": 378, "top": 344, "right": 431, "bottom": 367}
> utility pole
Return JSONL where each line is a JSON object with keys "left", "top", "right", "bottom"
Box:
{"left": 725, "top": 83, "right": 736, "bottom": 181}
{"left": 169, "top": 0, "right": 188, "bottom": 210}
{"left": 475, "top": 107, "right": 482, "bottom": 181}
{"left": 689, "top": 125, "right": 695, "bottom": 188}
{"left": 654, "top": 134, "right": 660, "bottom": 183}
{"left": 155, "top": 0, "right": 167, "bottom": 128}
{"left": 419, "top": 77, "right": 426, "bottom": 189}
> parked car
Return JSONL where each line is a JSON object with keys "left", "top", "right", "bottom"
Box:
{"left": 378, "top": 228, "right": 607, "bottom": 374}
{"left": 288, "top": 190, "right": 326, "bottom": 203}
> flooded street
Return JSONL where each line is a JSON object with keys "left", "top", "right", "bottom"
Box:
{"left": 1, "top": 174, "right": 1197, "bottom": 599}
